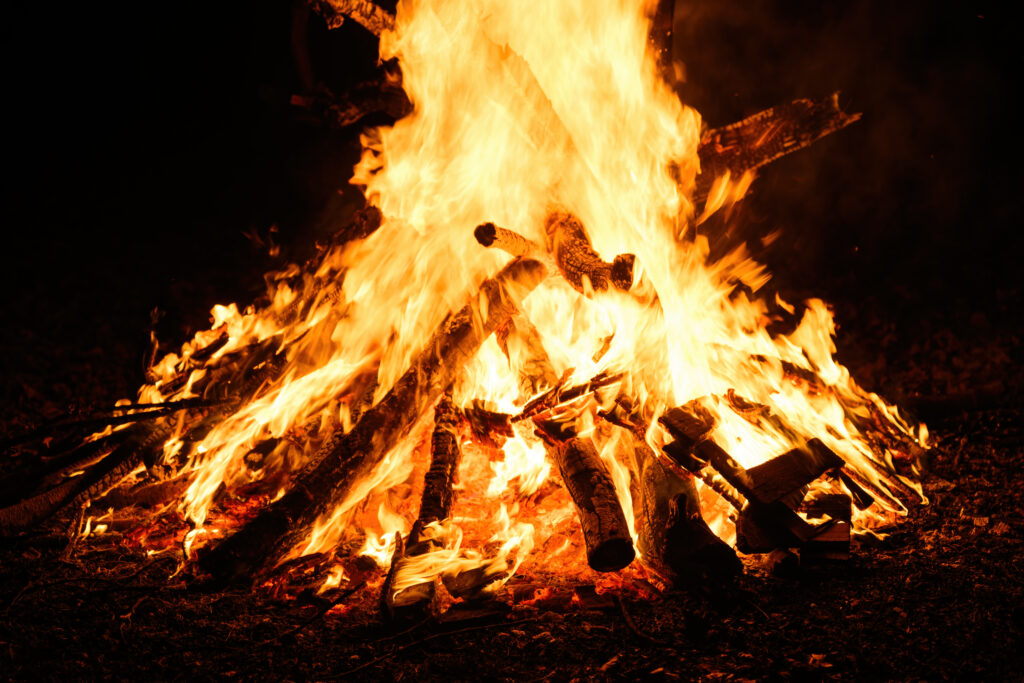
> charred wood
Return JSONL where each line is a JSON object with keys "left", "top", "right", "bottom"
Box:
{"left": 637, "top": 447, "right": 740, "bottom": 583}
{"left": 0, "top": 421, "right": 172, "bottom": 535}
{"left": 544, "top": 211, "right": 635, "bottom": 294}
{"left": 308, "top": 0, "right": 394, "bottom": 36}
{"left": 694, "top": 93, "right": 861, "bottom": 207}
{"left": 536, "top": 423, "right": 635, "bottom": 572}
{"left": 197, "top": 257, "right": 547, "bottom": 585}
{"left": 744, "top": 438, "right": 844, "bottom": 505}
{"left": 385, "top": 395, "right": 464, "bottom": 620}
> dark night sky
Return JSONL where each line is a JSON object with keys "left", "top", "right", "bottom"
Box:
{"left": 2, "top": 1, "right": 1020, "bottom": 342}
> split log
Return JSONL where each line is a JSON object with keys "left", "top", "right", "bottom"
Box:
{"left": 197, "top": 257, "right": 547, "bottom": 585}
{"left": 658, "top": 403, "right": 823, "bottom": 554}
{"left": 544, "top": 211, "right": 635, "bottom": 294}
{"left": 536, "top": 423, "right": 635, "bottom": 572}
{"left": 744, "top": 438, "right": 844, "bottom": 505}
{"left": 694, "top": 93, "right": 861, "bottom": 206}
{"left": 637, "top": 445, "right": 741, "bottom": 582}
{"left": 385, "top": 395, "right": 463, "bottom": 620}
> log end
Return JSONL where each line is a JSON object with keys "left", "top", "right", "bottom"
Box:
{"left": 587, "top": 536, "right": 636, "bottom": 572}
{"left": 474, "top": 222, "right": 497, "bottom": 247}
{"left": 610, "top": 253, "right": 635, "bottom": 291}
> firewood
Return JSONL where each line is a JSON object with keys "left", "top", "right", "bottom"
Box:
{"left": 544, "top": 210, "right": 635, "bottom": 294}
{"left": 514, "top": 371, "right": 625, "bottom": 423}
{"left": 474, "top": 223, "right": 545, "bottom": 261}
{"left": 800, "top": 519, "right": 851, "bottom": 563}
{"left": 694, "top": 93, "right": 861, "bottom": 206}
{"left": 307, "top": 0, "right": 394, "bottom": 36}
{"left": 385, "top": 395, "right": 463, "bottom": 620}
{"left": 0, "top": 421, "right": 172, "bottom": 535}
{"left": 637, "top": 447, "right": 741, "bottom": 583}
{"left": 735, "top": 500, "right": 818, "bottom": 554}
{"left": 744, "top": 438, "right": 844, "bottom": 505}
{"left": 536, "top": 423, "right": 635, "bottom": 572}
{"left": 196, "top": 257, "right": 547, "bottom": 585}
{"left": 659, "top": 403, "right": 826, "bottom": 554}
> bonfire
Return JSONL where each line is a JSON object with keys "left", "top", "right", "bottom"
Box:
{"left": 0, "top": 0, "right": 928, "bottom": 620}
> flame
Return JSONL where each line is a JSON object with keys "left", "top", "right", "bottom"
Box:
{"left": 109, "top": 0, "right": 926, "bottom": 594}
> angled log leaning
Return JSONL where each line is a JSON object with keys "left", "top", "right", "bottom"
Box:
{"left": 197, "top": 257, "right": 547, "bottom": 585}
{"left": 536, "top": 422, "right": 635, "bottom": 572}
{"left": 384, "top": 394, "right": 464, "bottom": 620}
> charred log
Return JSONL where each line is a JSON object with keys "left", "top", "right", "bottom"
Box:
{"left": 637, "top": 446, "right": 740, "bottom": 583}
{"left": 544, "top": 211, "right": 635, "bottom": 294}
{"left": 385, "top": 395, "right": 464, "bottom": 620}
{"left": 0, "top": 421, "right": 172, "bottom": 535}
{"left": 694, "top": 93, "right": 861, "bottom": 206}
{"left": 308, "top": 0, "right": 394, "bottom": 36}
{"left": 197, "top": 257, "right": 547, "bottom": 585}
{"left": 536, "top": 423, "right": 635, "bottom": 572}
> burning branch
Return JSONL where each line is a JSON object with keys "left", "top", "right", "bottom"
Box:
{"left": 694, "top": 93, "right": 861, "bottom": 207}
{"left": 197, "top": 257, "right": 547, "bottom": 585}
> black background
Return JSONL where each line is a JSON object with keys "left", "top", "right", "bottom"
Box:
{"left": 2, "top": 0, "right": 1020, "bottom": 365}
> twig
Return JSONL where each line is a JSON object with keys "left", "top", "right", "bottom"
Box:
{"left": 255, "top": 582, "right": 366, "bottom": 646}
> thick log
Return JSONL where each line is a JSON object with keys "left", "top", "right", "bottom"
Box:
{"left": 536, "top": 424, "right": 635, "bottom": 572}
{"left": 637, "top": 446, "right": 741, "bottom": 583}
{"left": 694, "top": 93, "right": 861, "bottom": 206}
{"left": 386, "top": 395, "right": 463, "bottom": 619}
{"left": 197, "top": 257, "right": 547, "bottom": 584}
{"left": 544, "top": 211, "right": 635, "bottom": 294}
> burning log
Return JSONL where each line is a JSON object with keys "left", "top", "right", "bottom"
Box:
{"left": 544, "top": 211, "right": 635, "bottom": 294}
{"left": 637, "top": 446, "right": 741, "bottom": 583}
{"left": 658, "top": 404, "right": 834, "bottom": 554}
{"left": 384, "top": 395, "right": 464, "bottom": 620}
{"left": 536, "top": 422, "right": 635, "bottom": 572}
{"left": 474, "top": 223, "right": 545, "bottom": 261}
{"left": 197, "top": 257, "right": 547, "bottom": 585}
{"left": 694, "top": 93, "right": 861, "bottom": 207}
{"left": 0, "top": 421, "right": 172, "bottom": 535}
{"left": 307, "top": 0, "right": 394, "bottom": 35}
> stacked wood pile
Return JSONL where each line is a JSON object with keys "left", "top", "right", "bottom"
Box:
{"left": 0, "top": 0, "right": 906, "bottom": 618}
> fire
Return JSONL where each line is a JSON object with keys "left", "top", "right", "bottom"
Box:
{"left": 110, "top": 0, "right": 927, "bottom": 599}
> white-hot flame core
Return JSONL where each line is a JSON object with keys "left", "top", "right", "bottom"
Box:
{"left": 123, "top": 0, "right": 926, "bottom": 587}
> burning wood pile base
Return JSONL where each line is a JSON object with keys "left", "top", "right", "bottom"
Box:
{"left": 0, "top": 0, "right": 927, "bottom": 624}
